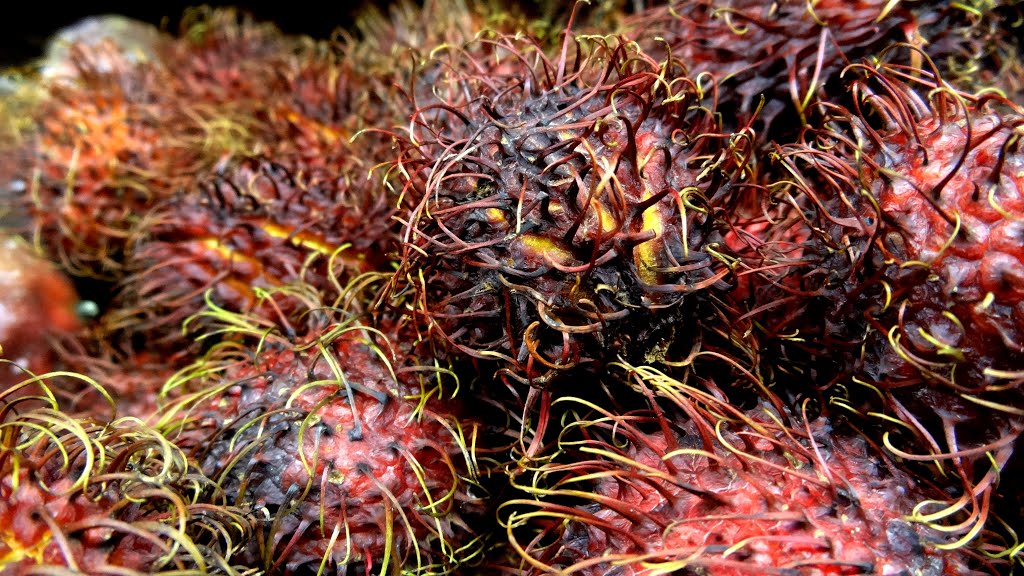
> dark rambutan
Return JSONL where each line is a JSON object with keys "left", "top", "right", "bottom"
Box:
{"left": 500, "top": 364, "right": 996, "bottom": 575}
{"left": 379, "top": 27, "right": 753, "bottom": 386}
{"left": 159, "top": 316, "right": 485, "bottom": 574}
{"left": 918, "top": 0, "right": 1024, "bottom": 103}
{"left": 622, "top": 0, "right": 1024, "bottom": 134}
{"left": 622, "top": 0, "right": 916, "bottom": 129}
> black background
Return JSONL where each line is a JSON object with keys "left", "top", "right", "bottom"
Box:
{"left": 0, "top": 2, "right": 391, "bottom": 66}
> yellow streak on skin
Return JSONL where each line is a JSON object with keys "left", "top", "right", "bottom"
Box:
{"left": 260, "top": 223, "right": 336, "bottom": 256}
{"left": 635, "top": 179, "right": 664, "bottom": 285}
{"left": 284, "top": 110, "right": 343, "bottom": 143}
{"left": 485, "top": 208, "right": 506, "bottom": 225}
{"left": 200, "top": 237, "right": 251, "bottom": 263}
{"left": 520, "top": 234, "right": 573, "bottom": 266}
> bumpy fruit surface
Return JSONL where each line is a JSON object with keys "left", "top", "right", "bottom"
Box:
{"left": 110, "top": 155, "right": 392, "bottom": 347}
{"left": 382, "top": 30, "right": 750, "bottom": 386}
{"left": 746, "top": 64, "right": 1024, "bottom": 549}
{"left": 622, "top": 0, "right": 915, "bottom": 128}
{"left": 0, "top": 384, "right": 252, "bottom": 573}
{"left": 161, "top": 320, "right": 482, "bottom": 574}
{"left": 502, "top": 366, "right": 987, "bottom": 575}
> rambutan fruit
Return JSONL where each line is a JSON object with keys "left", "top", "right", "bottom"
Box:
{"left": 104, "top": 155, "right": 393, "bottom": 349}
{"left": 379, "top": 26, "right": 753, "bottom": 386}
{"left": 167, "top": 7, "right": 295, "bottom": 106}
{"left": 918, "top": 0, "right": 1024, "bottom": 103}
{"left": 157, "top": 315, "right": 485, "bottom": 574}
{"left": 21, "top": 37, "right": 195, "bottom": 279}
{"left": 1, "top": 236, "right": 80, "bottom": 386}
{"left": 500, "top": 364, "right": 997, "bottom": 575}
{"left": 14, "top": 10, "right": 349, "bottom": 282}
{"left": 621, "top": 0, "right": 917, "bottom": 130}
{"left": 740, "top": 60, "right": 1024, "bottom": 551}
{"left": 0, "top": 382, "right": 255, "bottom": 573}
{"left": 621, "top": 0, "right": 1023, "bottom": 135}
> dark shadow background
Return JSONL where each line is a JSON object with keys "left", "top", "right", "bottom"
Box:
{"left": 0, "top": 2, "right": 393, "bottom": 66}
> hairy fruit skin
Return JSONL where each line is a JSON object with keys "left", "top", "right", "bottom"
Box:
{"left": 503, "top": 387, "right": 982, "bottom": 575}
{"left": 383, "top": 31, "right": 749, "bottom": 386}
{"left": 110, "top": 155, "right": 392, "bottom": 348}
{"left": 622, "top": 0, "right": 916, "bottom": 129}
{"left": 773, "top": 73, "right": 1024, "bottom": 420}
{"left": 0, "top": 394, "right": 252, "bottom": 574}
{"left": 744, "top": 66, "right": 1024, "bottom": 550}
{"left": 164, "top": 321, "right": 482, "bottom": 574}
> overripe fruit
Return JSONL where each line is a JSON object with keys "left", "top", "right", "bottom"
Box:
{"left": 381, "top": 26, "right": 753, "bottom": 386}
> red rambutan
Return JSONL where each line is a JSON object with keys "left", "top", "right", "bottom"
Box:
{"left": 740, "top": 60, "right": 1024, "bottom": 551}
{"left": 157, "top": 315, "right": 485, "bottom": 574}
{"left": 0, "top": 380, "right": 254, "bottom": 573}
{"left": 500, "top": 364, "right": 996, "bottom": 575}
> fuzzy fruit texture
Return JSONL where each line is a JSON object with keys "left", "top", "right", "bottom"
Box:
{"left": 622, "top": 0, "right": 917, "bottom": 129}
{"left": 14, "top": 9, "right": 371, "bottom": 282}
{"left": 107, "top": 155, "right": 392, "bottom": 348}
{"left": 162, "top": 320, "right": 482, "bottom": 574}
{"left": 766, "top": 67, "right": 1024, "bottom": 429}
{"left": 501, "top": 376, "right": 985, "bottom": 575}
{"left": 381, "top": 30, "right": 749, "bottom": 386}
{"left": 0, "top": 389, "right": 252, "bottom": 573}
{"left": 23, "top": 38, "right": 194, "bottom": 278}
{"left": 745, "top": 66, "right": 1024, "bottom": 551}
{"left": 919, "top": 0, "right": 1024, "bottom": 102}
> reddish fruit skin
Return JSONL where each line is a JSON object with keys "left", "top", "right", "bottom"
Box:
{"left": 765, "top": 73, "right": 1024, "bottom": 416}
{"left": 623, "top": 0, "right": 915, "bottom": 127}
{"left": 24, "top": 40, "right": 190, "bottom": 278}
{"left": 872, "top": 112, "right": 1024, "bottom": 356}
{"left": 743, "top": 68, "right": 1024, "bottom": 552}
{"left": 109, "top": 155, "right": 392, "bottom": 347}
{"left": 0, "top": 238, "right": 79, "bottom": 385}
{"left": 0, "top": 403, "right": 251, "bottom": 573}
{"left": 15, "top": 10, "right": 375, "bottom": 282}
{"left": 507, "top": 400, "right": 981, "bottom": 575}
{"left": 382, "top": 31, "right": 749, "bottom": 386}
{"left": 166, "top": 322, "right": 481, "bottom": 574}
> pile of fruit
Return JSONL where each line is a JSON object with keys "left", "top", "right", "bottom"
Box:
{"left": 2, "top": 1, "right": 1023, "bottom": 573}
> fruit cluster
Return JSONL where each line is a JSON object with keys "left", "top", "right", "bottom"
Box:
{"left": 2, "top": 1, "right": 1023, "bottom": 574}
